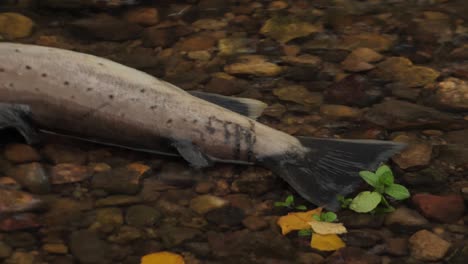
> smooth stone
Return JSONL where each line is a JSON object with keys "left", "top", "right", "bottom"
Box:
{"left": 123, "top": 7, "right": 159, "bottom": 26}
{"left": 429, "top": 77, "right": 468, "bottom": 111}
{"left": 304, "top": 33, "right": 396, "bottom": 52}
{"left": 0, "top": 213, "right": 40, "bottom": 231}
{"left": 3, "top": 232, "right": 37, "bottom": 248}
{"left": 391, "top": 136, "right": 432, "bottom": 169}
{"left": 242, "top": 215, "right": 269, "bottom": 231}
{"left": 0, "top": 241, "right": 12, "bottom": 258}
{"left": 0, "top": 12, "right": 34, "bottom": 40}
{"left": 205, "top": 206, "right": 245, "bottom": 227}
{"left": 320, "top": 104, "right": 361, "bottom": 119}
{"left": 324, "top": 74, "right": 383, "bottom": 107}
{"left": 69, "top": 230, "right": 110, "bottom": 264}
{"left": 107, "top": 226, "right": 142, "bottom": 244}
{"left": 408, "top": 230, "right": 451, "bottom": 261}
{"left": 142, "top": 27, "right": 178, "bottom": 48}
{"left": 297, "top": 252, "right": 324, "bottom": 264}
{"left": 385, "top": 207, "right": 429, "bottom": 232}
{"left": 177, "top": 34, "right": 217, "bottom": 51}
{"left": 364, "top": 99, "right": 466, "bottom": 130}
{"left": 412, "top": 193, "right": 465, "bottom": 223}
{"left": 3, "top": 144, "right": 41, "bottom": 163}
{"left": 41, "top": 144, "right": 87, "bottom": 165}
{"left": 185, "top": 242, "right": 211, "bottom": 257}
{"left": 224, "top": 55, "right": 282, "bottom": 77}
{"left": 89, "top": 207, "right": 123, "bottom": 234}
{"left": 0, "top": 189, "right": 42, "bottom": 214}
{"left": 402, "top": 166, "right": 447, "bottom": 186}
{"left": 204, "top": 73, "right": 249, "bottom": 96}
{"left": 70, "top": 14, "right": 142, "bottom": 41}
{"left": 10, "top": 162, "right": 50, "bottom": 194}
{"left": 439, "top": 129, "right": 468, "bottom": 167}
{"left": 218, "top": 37, "right": 256, "bottom": 56}
{"left": 159, "top": 225, "right": 201, "bottom": 248}
{"left": 91, "top": 164, "right": 148, "bottom": 195}
{"left": 344, "top": 229, "right": 382, "bottom": 248}
{"left": 189, "top": 195, "right": 229, "bottom": 215}
{"left": 385, "top": 238, "right": 408, "bottom": 256}
{"left": 192, "top": 18, "right": 227, "bottom": 30}
{"left": 125, "top": 205, "right": 161, "bottom": 227}
{"left": 50, "top": 163, "right": 92, "bottom": 184}
{"left": 95, "top": 195, "right": 142, "bottom": 207}
{"left": 4, "top": 251, "right": 36, "bottom": 264}
{"left": 273, "top": 85, "right": 323, "bottom": 107}
{"left": 231, "top": 168, "right": 276, "bottom": 196}
{"left": 325, "top": 247, "right": 381, "bottom": 264}
{"left": 260, "top": 16, "right": 322, "bottom": 43}
{"left": 43, "top": 243, "right": 68, "bottom": 254}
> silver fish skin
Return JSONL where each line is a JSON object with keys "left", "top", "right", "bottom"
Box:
{"left": 0, "top": 43, "right": 406, "bottom": 210}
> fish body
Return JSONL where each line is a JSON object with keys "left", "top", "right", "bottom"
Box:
{"left": 0, "top": 43, "right": 405, "bottom": 209}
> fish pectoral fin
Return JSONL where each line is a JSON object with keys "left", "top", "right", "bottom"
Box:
{"left": 189, "top": 91, "right": 267, "bottom": 120}
{"left": 0, "top": 103, "right": 40, "bottom": 144}
{"left": 172, "top": 140, "right": 213, "bottom": 169}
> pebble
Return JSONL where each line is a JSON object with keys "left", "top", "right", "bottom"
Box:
{"left": 3, "top": 144, "right": 41, "bottom": 163}
{"left": 142, "top": 27, "right": 177, "bottom": 48}
{"left": 70, "top": 14, "right": 142, "bottom": 41}
{"left": 190, "top": 195, "right": 229, "bottom": 215}
{"left": 412, "top": 193, "right": 465, "bottom": 223}
{"left": 231, "top": 168, "right": 276, "bottom": 196}
{"left": 0, "top": 12, "right": 34, "bottom": 40}
{"left": 325, "top": 247, "right": 381, "bottom": 264}
{"left": 324, "top": 74, "right": 383, "bottom": 107}
{"left": 204, "top": 73, "right": 248, "bottom": 95}
{"left": 107, "top": 226, "right": 141, "bottom": 244}
{"left": 273, "top": 85, "right": 323, "bottom": 107}
{"left": 242, "top": 215, "right": 268, "bottom": 231}
{"left": 218, "top": 37, "right": 256, "bottom": 56}
{"left": 123, "top": 7, "right": 159, "bottom": 26}
{"left": 430, "top": 77, "right": 468, "bottom": 111}
{"left": 69, "top": 230, "right": 110, "bottom": 264}
{"left": 91, "top": 164, "right": 147, "bottom": 195}
{"left": 224, "top": 55, "right": 283, "bottom": 77}
{"left": 95, "top": 195, "right": 142, "bottom": 207}
{"left": 4, "top": 251, "right": 36, "bottom": 264}
{"left": 10, "top": 162, "right": 50, "bottom": 194}
{"left": 90, "top": 207, "right": 123, "bottom": 234}
{"left": 192, "top": 18, "right": 227, "bottom": 30}
{"left": 385, "top": 237, "right": 408, "bottom": 256}
{"left": 3, "top": 232, "right": 37, "bottom": 248}
{"left": 159, "top": 225, "right": 201, "bottom": 248}
{"left": 0, "top": 189, "right": 43, "bottom": 214}
{"left": 260, "top": 16, "right": 322, "bottom": 43}
{"left": 205, "top": 206, "right": 245, "bottom": 227}
{"left": 50, "top": 163, "right": 92, "bottom": 184}
{"left": 0, "top": 213, "right": 40, "bottom": 232}
{"left": 42, "top": 243, "right": 68, "bottom": 254}
{"left": 320, "top": 104, "right": 361, "bottom": 119}
{"left": 194, "top": 181, "right": 214, "bottom": 194}
{"left": 408, "top": 230, "right": 451, "bottom": 261}
{"left": 385, "top": 206, "right": 429, "bottom": 231}
{"left": 42, "top": 144, "right": 87, "bottom": 165}
{"left": 125, "top": 205, "right": 161, "bottom": 227}
{"left": 0, "top": 241, "right": 12, "bottom": 258}
{"left": 391, "top": 136, "right": 432, "bottom": 169}
{"left": 177, "top": 35, "right": 217, "bottom": 51}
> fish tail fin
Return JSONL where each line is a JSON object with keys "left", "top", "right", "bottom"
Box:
{"left": 260, "top": 137, "right": 406, "bottom": 210}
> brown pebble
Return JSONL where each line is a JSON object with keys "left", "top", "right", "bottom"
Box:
{"left": 4, "top": 144, "right": 41, "bottom": 163}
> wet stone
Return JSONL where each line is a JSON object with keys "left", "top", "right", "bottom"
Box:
{"left": 107, "top": 226, "right": 142, "bottom": 244}
{"left": 364, "top": 99, "right": 466, "bottom": 130}
{"left": 0, "top": 189, "right": 42, "bottom": 214}
{"left": 263, "top": 103, "right": 287, "bottom": 119}
{"left": 391, "top": 136, "right": 432, "bottom": 169}
{"left": 408, "top": 230, "right": 451, "bottom": 262}
{"left": 0, "top": 213, "right": 40, "bottom": 232}
{"left": 91, "top": 165, "right": 146, "bottom": 195}
{"left": 412, "top": 193, "right": 465, "bottom": 223}
{"left": 260, "top": 16, "right": 323, "bottom": 43}
{"left": 439, "top": 129, "right": 468, "bottom": 167}
{"left": 0, "top": 241, "right": 12, "bottom": 258}
{"left": 402, "top": 166, "right": 448, "bottom": 186}
{"left": 123, "top": 7, "right": 159, "bottom": 26}
{"left": 4, "top": 251, "right": 36, "bottom": 264}
{"left": 203, "top": 73, "right": 249, "bottom": 95}
{"left": 194, "top": 181, "right": 214, "bottom": 194}
{"left": 429, "top": 77, "right": 468, "bottom": 111}
{"left": 297, "top": 252, "right": 324, "bottom": 264}
{"left": 224, "top": 55, "right": 283, "bottom": 77}
{"left": 69, "top": 230, "right": 111, "bottom": 264}
{"left": 90, "top": 207, "right": 123, "bottom": 234}
{"left": 142, "top": 27, "right": 178, "bottom": 48}
{"left": 95, "top": 195, "right": 142, "bottom": 207}
{"left": 0, "top": 12, "right": 34, "bottom": 40}
{"left": 3, "top": 144, "right": 41, "bottom": 163}
{"left": 218, "top": 37, "right": 257, "bottom": 56}
{"left": 10, "top": 162, "right": 50, "bottom": 194}
{"left": 339, "top": 210, "right": 385, "bottom": 228}
{"left": 273, "top": 85, "right": 323, "bottom": 107}
{"left": 231, "top": 168, "right": 276, "bottom": 196}
{"left": 159, "top": 225, "right": 201, "bottom": 248}
{"left": 185, "top": 242, "right": 211, "bottom": 257}
{"left": 43, "top": 243, "right": 68, "bottom": 254}
{"left": 385, "top": 238, "right": 409, "bottom": 256}
{"left": 324, "top": 74, "right": 383, "bottom": 107}
{"left": 189, "top": 195, "right": 229, "bottom": 215}
{"left": 385, "top": 206, "right": 429, "bottom": 232}
{"left": 3, "top": 232, "right": 37, "bottom": 248}
{"left": 125, "top": 205, "right": 161, "bottom": 227}
{"left": 42, "top": 144, "right": 87, "bottom": 165}
{"left": 177, "top": 34, "right": 217, "bottom": 51}
{"left": 205, "top": 206, "right": 245, "bottom": 227}
{"left": 325, "top": 247, "right": 381, "bottom": 264}
{"left": 242, "top": 215, "right": 269, "bottom": 231}
{"left": 320, "top": 104, "right": 361, "bottom": 119}
{"left": 344, "top": 229, "right": 382, "bottom": 248}
{"left": 70, "top": 14, "right": 143, "bottom": 41}
{"left": 50, "top": 163, "right": 91, "bottom": 184}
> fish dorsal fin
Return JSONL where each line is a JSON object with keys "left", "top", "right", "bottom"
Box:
{"left": 189, "top": 91, "right": 267, "bottom": 120}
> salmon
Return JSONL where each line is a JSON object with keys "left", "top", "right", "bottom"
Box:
{"left": 0, "top": 43, "right": 405, "bottom": 209}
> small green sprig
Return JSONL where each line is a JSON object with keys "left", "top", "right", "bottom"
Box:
{"left": 274, "top": 195, "right": 307, "bottom": 211}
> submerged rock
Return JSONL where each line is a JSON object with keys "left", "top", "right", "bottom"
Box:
{"left": 91, "top": 163, "right": 148, "bottom": 194}
{"left": 408, "top": 230, "right": 451, "bottom": 261}
{"left": 429, "top": 78, "right": 468, "bottom": 111}
{"left": 190, "top": 195, "right": 229, "bottom": 215}
{"left": 50, "top": 163, "right": 92, "bottom": 184}
{"left": 364, "top": 99, "right": 466, "bottom": 130}
{"left": 10, "top": 162, "right": 50, "bottom": 194}
{"left": 273, "top": 85, "right": 323, "bottom": 107}
{"left": 0, "top": 12, "right": 34, "bottom": 40}
{"left": 391, "top": 135, "right": 432, "bottom": 169}
{"left": 0, "top": 213, "right": 40, "bottom": 232}
{"left": 412, "top": 193, "right": 465, "bottom": 223}
{"left": 125, "top": 205, "right": 161, "bottom": 227}
{"left": 123, "top": 7, "right": 159, "bottom": 26}
{"left": 385, "top": 206, "right": 429, "bottom": 232}
{"left": 439, "top": 129, "right": 468, "bottom": 167}
{"left": 69, "top": 230, "right": 111, "bottom": 264}
{"left": 260, "top": 16, "right": 322, "bottom": 43}
{"left": 224, "top": 55, "right": 283, "bottom": 77}
{"left": 3, "top": 144, "right": 41, "bottom": 164}
{"left": 325, "top": 247, "right": 381, "bottom": 264}
{"left": 70, "top": 14, "right": 143, "bottom": 41}
{"left": 324, "top": 74, "right": 383, "bottom": 107}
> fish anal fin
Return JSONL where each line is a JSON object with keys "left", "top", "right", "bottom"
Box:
{"left": 172, "top": 140, "right": 213, "bottom": 169}
{"left": 0, "top": 103, "right": 40, "bottom": 144}
{"left": 189, "top": 91, "right": 267, "bottom": 119}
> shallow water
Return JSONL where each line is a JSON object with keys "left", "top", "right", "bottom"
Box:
{"left": 0, "top": 0, "right": 467, "bottom": 263}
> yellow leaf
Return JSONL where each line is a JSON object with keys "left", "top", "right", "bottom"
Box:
{"left": 277, "top": 208, "right": 322, "bottom": 235}
{"left": 309, "top": 221, "right": 347, "bottom": 235}
{"left": 310, "top": 234, "right": 346, "bottom": 251}
{"left": 141, "top": 252, "right": 185, "bottom": 264}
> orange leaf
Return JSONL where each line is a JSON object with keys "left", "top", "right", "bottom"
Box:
{"left": 127, "top": 163, "right": 150, "bottom": 175}
{"left": 277, "top": 208, "right": 322, "bottom": 235}
{"left": 141, "top": 252, "right": 185, "bottom": 264}
{"left": 310, "top": 234, "right": 345, "bottom": 251}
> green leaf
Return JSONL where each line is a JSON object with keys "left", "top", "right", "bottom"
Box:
{"left": 359, "top": 171, "right": 379, "bottom": 188}
{"left": 298, "top": 229, "right": 312, "bottom": 237}
{"left": 337, "top": 195, "right": 352, "bottom": 208}
{"left": 274, "top": 202, "right": 286, "bottom": 207}
{"left": 285, "top": 195, "right": 294, "bottom": 205}
{"left": 375, "top": 165, "right": 392, "bottom": 177}
{"left": 379, "top": 172, "right": 394, "bottom": 186}
{"left": 321, "top": 212, "right": 337, "bottom": 222}
{"left": 349, "top": 191, "right": 382, "bottom": 213}
{"left": 313, "top": 214, "right": 321, "bottom": 221}
{"left": 385, "top": 184, "right": 410, "bottom": 200}
{"left": 295, "top": 205, "right": 307, "bottom": 211}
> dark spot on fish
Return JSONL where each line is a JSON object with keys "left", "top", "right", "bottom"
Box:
{"left": 192, "top": 119, "right": 198, "bottom": 124}
{"left": 182, "top": 118, "right": 187, "bottom": 122}
{"left": 41, "top": 73, "right": 47, "bottom": 77}
{"left": 140, "top": 89, "right": 146, "bottom": 93}
{"left": 98, "top": 62, "right": 104, "bottom": 66}
{"left": 34, "top": 88, "right": 39, "bottom": 92}
{"left": 205, "top": 116, "right": 216, "bottom": 134}
{"left": 0, "top": 68, "right": 5, "bottom": 72}
{"left": 87, "top": 88, "right": 93, "bottom": 92}
{"left": 15, "top": 49, "right": 20, "bottom": 53}
{"left": 64, "top": 81, "right": 70, "bottom": 86}
{"left": 9, "top": 83, "right": 14, "bottom": 87}
{"left": 25, "top": 65, "right": 31, "bottom": 70}
{"left": 150, "top": 105, "right": 157, "bottom": 110}
{"left": 166, "top": 119, "right": 173, "bottom": 124}
{"left": 108, "top": 95, "right": 114, "bottom": 99}
{"left": 233, "top": 125, "right": 241, "bottom": 160}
